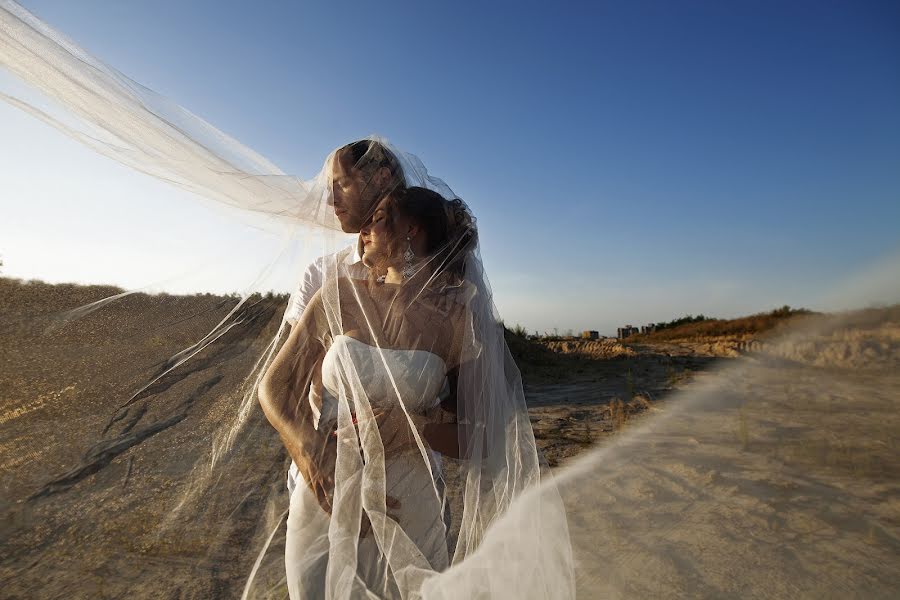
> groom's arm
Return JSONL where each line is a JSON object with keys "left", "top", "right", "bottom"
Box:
{"left": 284, "top": 258, "right": 323, "bottom": 327}
{"left": 260, "top": 291, "right": 337, "bottom": 512}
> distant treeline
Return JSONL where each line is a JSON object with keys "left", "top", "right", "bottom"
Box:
{"left": 0, "top": 276, "right": 290, "bottom": 303}
{"left": 637, "top": 305, "right": 814, "bottom": 341}
{"left": 653, "top": 314, "right": 713, "bottom": 331}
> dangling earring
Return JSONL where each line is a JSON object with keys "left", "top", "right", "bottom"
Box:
{"left": 402, "top": 236, "right": 416, "bottom": 279}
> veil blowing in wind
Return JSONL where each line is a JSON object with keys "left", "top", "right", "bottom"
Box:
{"left": 1, "top": 2, "right": 567, "bottom": 597}
{"left": 2, "top": 1, "right": 899, "bottom": 598}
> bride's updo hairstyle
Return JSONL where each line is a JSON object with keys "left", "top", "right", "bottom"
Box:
{"left": 380, "top": 186, "right": 478, "bottom": 282}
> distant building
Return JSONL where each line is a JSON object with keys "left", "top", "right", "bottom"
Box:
{"left": 641, "top": 323, "right": 657, "bottom": 334}
{"left": 582, "top": 330, "right": 599, "bottom": 340}
{"left": 617, "top": 325, "right": 640, "bottom": 339}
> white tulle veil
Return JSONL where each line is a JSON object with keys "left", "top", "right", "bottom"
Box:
{"left": 2, "top": 1, "right": 565, "bottom": 597}
{"left": 2, "top": 1, "right": 898, "bottom": 598}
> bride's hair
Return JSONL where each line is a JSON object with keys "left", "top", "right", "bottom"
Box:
{"left": 377, "top": 186, "right": 478, "bottom": 282}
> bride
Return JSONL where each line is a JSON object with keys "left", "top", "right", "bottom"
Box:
{"left": 259, "top": 185, "right": 482, "bottom": 597}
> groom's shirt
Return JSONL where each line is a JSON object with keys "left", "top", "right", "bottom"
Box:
{"left": 284, "top": 244, "right": 367, "bottom": 326}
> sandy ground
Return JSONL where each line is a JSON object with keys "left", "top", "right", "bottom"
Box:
{"left": 425, "top": 306, "right": 900, "bottom": 598}
{"left": 1, "top": 280, "right": 289, "bottom": 598}
{"left": 558, "top": 359, "right": 900, "bottom": 598}
{"left": 1, "top": 279, "right": 897, "bottom": 598}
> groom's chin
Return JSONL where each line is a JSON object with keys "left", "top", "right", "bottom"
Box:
{"left": 332, "top": 209, "right": 356, "bottom": 232}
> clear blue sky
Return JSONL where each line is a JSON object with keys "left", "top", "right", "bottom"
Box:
{"left": 2, "top": 0, "right": 899, "bottom": 335}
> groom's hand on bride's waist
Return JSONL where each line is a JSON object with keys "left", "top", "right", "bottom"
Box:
{"left": 371, "top": 406, "right": 424, "bottom": 454}
{"left": 327, "top": 408, "right": 421, "bottom": 455}
{"left": 297, "top": 434, "right": 337, "bottom": 514}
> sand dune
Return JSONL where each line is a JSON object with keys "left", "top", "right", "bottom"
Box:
{"left": 1, "top": 278, "right": 897, "bottom": 598}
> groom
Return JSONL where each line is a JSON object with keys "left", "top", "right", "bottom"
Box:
{"left": 284, "top": 138, "right": 404, "bottom": 326}
{"left": 283, "top": 138, "right": 407, "bottom": 503}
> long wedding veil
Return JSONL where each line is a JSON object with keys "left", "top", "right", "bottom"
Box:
{"left": 2, "top": 1, "right": 898, "bottom": 598}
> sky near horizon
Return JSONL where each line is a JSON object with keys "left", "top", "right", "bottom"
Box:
{"left": 1, "top": 0, "right": 899, "bottom": 335}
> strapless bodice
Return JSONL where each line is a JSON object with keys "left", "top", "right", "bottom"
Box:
{"left": 319, "top": 334, "right": 447, "bottom": 418}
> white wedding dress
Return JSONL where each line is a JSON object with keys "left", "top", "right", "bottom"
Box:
{"left": 285, "top": 335, "right": 451, "bottom": 599}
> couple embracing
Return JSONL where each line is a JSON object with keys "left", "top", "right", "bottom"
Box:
{"left": 258, "top": 138, "right": 544, "bottom": 599}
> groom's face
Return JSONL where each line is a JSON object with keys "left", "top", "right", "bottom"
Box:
{"left": 330, "top": 152, "right": 379, "bottom": 234}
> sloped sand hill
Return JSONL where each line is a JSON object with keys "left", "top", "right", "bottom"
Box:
{"left": 1, "top": 279, "right": 288, "bottom": 597}
{"left": 1, "top": 278, "right": 897, "bottom": 598}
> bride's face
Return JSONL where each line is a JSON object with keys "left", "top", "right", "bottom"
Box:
{"left": 360, "top": 196, "right": 409, "bottom": 269}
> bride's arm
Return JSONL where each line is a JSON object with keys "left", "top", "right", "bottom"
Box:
{"left": 258, "top": 290, "right": 335, "bottom": 510}
{"left": 422, "top": 368, "right": 464, "bottom": 458}
{"left": 422, "top": 293, "right": 486, "bottom": 459}
{"left": 422, "top": 423, "right": 466, "bottom": 458}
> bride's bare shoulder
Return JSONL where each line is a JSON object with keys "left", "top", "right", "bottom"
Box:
{"left": 338, "top": 276, "right": 373, "bottom": 297}
{"left": 296, "top": 277, "right": 367, "bottom": 328}
{"left": 309, "top": 276, "right": 369, "bottom": 298}
{"left": 299, "top": 275, "right": 362, "bottom": 307}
